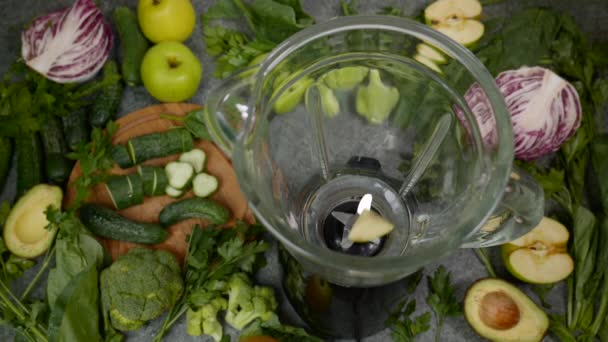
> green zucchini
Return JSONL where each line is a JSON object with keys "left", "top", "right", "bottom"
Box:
{"left": 62, "top": 107, "right": 91, "bottom": 151}
{"left": 15, "top": 133, "right": 44, "bottom": 196}
{"left": 127, "top": 128, "right": 193, "bottom": 165}
{"left": 80, "top": 203, "right": 167, "bottom": 244}
{"left": 137, "top": 166, "right": 168, "bottom": 196}
{"left": 192, "top": 173, "right": 218, "bottom": 198}
{"left": 113, "top": 7, "right": 150, "bottom": 86}
{"left": 112, "top": 145, "right": 133, "bottom": 168}
{"left": 40, "top": 116, "right": 73, "bottom": 183}
{"left": 0, "top": 137, "right": 13, "bottom": 189}
{"left": 90, "top": 60, "right": 124, "bottom": 127}
{"left": 158, "top": 198, "right": 230, "bottom": 227}
{"left": 105, "top": 174, "right": 144, "bottom": 209}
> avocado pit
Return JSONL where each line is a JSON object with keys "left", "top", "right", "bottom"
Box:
{"left": 479, "top": 291, "right": 520, "bottom": 330}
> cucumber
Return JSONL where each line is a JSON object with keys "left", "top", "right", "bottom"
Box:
{"left": 113, "top": 7, "right": 150, "bottom": 86}
{"left": 127, "top": 128, "right": 193, "bottom": 165}
{"left": 0, "top": 137, "right": 12, "bottom": 189}
{"left": 62, "top": 107, "right": 91, "bottom": 151}
{"left": 105, "top": 173, "right": 144, "bottom": 209}
{"left": 165, "top": 186, "right": 183, "bottom": 198}
{"left": 165, "top": 161, "right": 194, "bottom": 190}
{"left": 158, "top": 198, "right": 230, "bottom": 227}
{"left": 112, "top": 145, "right": 133, "bottom": 168}
{"left": 15, "top": 133, "right": 43, "bottom": 196}
{"left": 80, "top": 203, "right": 167, "bottom": 244}
{"left": 179, "top": 148, "right": 206, "bottom": 173}
{"left": 90, "top": 60, "right": 124, "bottom": 127}
{"left": 192, "top": 173, "right": 219, "bottom": 198}
{"left": 137, "top": 166, "right": 169, "bottom": 196}
{"left": 40, "top": 116, "right": 73, "bottom": 183}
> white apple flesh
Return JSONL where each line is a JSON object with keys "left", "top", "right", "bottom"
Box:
{"left": 414, "top": 53, "right": 443, "bottom": 73}
{"left": 424, "top": 0, "right": 484, "bottom": 47}
{"left": 416, "top": 44, "right": 448, "bottom": 64}
{"left": 502, "top": 217, "right": 574, "bottom": 284}
{"left": 348, "top": 210, "right": 395, "bottom": 243}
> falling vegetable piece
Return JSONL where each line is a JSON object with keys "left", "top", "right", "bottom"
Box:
{"left": 21, "top": 0, "right": 113, "bottom": 83}
{"left": 322, "top": 66, "right": 369, "bottom": 90}
{"left": 347, "top": 210, "right": 395, "bottom": 242}
{"left": 355, "top": 69, "right": 400, "bottom": 124}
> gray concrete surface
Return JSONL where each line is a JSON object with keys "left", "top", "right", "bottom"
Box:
{"left": 0, "top": 0, "right": 606, "bottom": 341}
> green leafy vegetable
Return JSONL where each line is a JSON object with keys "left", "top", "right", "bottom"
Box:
{"left": 240, "top": 315, "right": 323, "bottom": 342}
{"left": 160, "top": 109, "right": 212, "bottom": 140}
{"left": 426, "top": 266, "right": 461, "bottom": 342}
{"left": 386, "top": 298, "right": 431, "bottom": 342}
{"left": 47, "top": 267, "right": 101, "bottom": 342}
{"left": 153, "top": 222, "right": 269, "bottom": 341}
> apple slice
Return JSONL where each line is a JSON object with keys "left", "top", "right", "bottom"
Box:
{"left": 432, "top": 20, "right": 484, "bottom": 47}
{"left": 424, "top": 0, "right": 484, "bottom": 47}
{"left": 416, "top": 44, "right": 448, "bottom": 64}
{"left": 501, "top": 217, "right": 574, "bottom": 284}
{"left": 348, "top": 210, "right": 395, "bottom": 243}
{"left": 414, "top": 54, "right": 443, "bottom": 73}
{"left": 424, "top": 0, "right": 482, "bottom": 24}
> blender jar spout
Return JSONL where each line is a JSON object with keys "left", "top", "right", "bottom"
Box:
{"left": 203, "top": 65, "right": 260, "bottom": 157}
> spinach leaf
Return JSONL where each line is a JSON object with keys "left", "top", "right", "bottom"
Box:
{"left": 47, "top": 233, "right": 104, "bottom": 307}
{"left": 570, "top": 206, "right": 598, "bottom": 330}
{"left": 249, "top": 0, "right": 313, "bottom": 44}
{"left": 47, "top": 267, "right": 101, "bottom": 342}
{"left": 591, "top": 135, "right": 608, "bottom": 211}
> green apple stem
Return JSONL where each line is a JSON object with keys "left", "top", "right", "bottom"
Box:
{"left": 473, "top": 248, "right": 497, "bottom": 278}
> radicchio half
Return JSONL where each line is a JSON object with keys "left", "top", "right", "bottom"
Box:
{"left": 457, "top": 66, "right": 582, "bottom": 161}
{"left": 21, "top": 0, "right": 112, "bottom": 83}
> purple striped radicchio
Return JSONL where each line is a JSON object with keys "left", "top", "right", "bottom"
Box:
{"left": 21, "top": 0, "right": 112, "bottom": 83}
{"left": 457, "top": 66, "right": 582, "bottom": 161}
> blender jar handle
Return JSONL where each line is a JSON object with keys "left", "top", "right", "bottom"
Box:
{"left": 460, "top": 166, "right": 544, "bottom": 248}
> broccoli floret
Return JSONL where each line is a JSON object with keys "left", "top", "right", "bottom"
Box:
{"left": 187, "top": 297, "right": 228, "bottom": 341}
{"left": 224, "top": 273, "right": 278, "bottom": 330}
{"left": 355, "top": 69, "right": 400, "bottom": 124}
{"left": 100, "top": 248, "right": 184, "bottom": 331}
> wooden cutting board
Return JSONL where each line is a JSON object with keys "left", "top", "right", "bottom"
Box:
{"left": 64, "top": 103, "right": 254, "bottom": 262}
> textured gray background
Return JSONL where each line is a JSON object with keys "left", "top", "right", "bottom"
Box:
{"left": 0, "top": 0, "right": 607, "bottom": 341}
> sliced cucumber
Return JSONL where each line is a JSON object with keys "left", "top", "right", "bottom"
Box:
{"left": 105, "top": 174, "right": 144, "bottom": 210}
{"left": 165, "top": 161, "right": 194, "bottom": 190}
{"left": 165, "top": 185, "right": 183, "bottom": 198}
{"left": 192, "top": 173, "right": 219, "bottom": 198}
{"left": 137, "top": 165, "right": 169, "bottom": 196}
{"left": 112, "top": 145, "right": 134, "bottom": 168}
{"left": 127, "top": 128, "right": 193, "bottom": 165}
{"left": 179, "top": 149, "right": 206, "bottom": 173}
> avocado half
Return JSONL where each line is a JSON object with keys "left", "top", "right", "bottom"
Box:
{"left": 3, "top": 184, "right": 63, "bottom": 258}
{"left": 464, "top": 278, "right": 548, "bottom": 342}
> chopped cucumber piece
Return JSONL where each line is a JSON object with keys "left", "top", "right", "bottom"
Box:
{"left": 179, "top": 149, "right": 206, "bottom": 173}
{"left": 165, "top": 161, "right": 194, "bottom": 189}
{"left": 192, "top": 173, "right": 219, "bottom": 198}
{"left": 165, "top": 185, "right": 183, "bottom": 198}
{"left": 105, "top": 174, "right": 144, "bottom": 209}
{"left": 138, "top": 165, "right": 169, "bottom": 196}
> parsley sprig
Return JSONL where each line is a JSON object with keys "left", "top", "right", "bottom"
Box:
{"left": 426, "top": 266, "right": 461, "bottom": 342}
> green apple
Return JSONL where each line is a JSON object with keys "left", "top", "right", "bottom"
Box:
{"left": 413, "top": 54, "right": 443, "bottom": 74}
{"left": 140, "top": 41, "right": 202, "bottom": 103}
{"left": 501, "top": 217, "right": 574, "bottom": 284}
{"left": 138, "top": 0, "right": 196, "bottom": 43}
{"left": 424, "top": 0, "right": 484, "bottom": 47}
{"left": 416, "top": 43, "right": 447, "bottom": 64}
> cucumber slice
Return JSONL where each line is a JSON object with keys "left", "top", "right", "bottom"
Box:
{"left": 105, "top": 174, "right": 144, "bottom": 209}
{"left": 112, "top": 144, "right": 134, "bottom": 168}
{"left": 192, "top": 173, "right": 219, "bottom": 198}
{"left": 127, "top": 128, "right": 193, "bottom": 165}
{"left": 179, "top": 149, "right": 206, "bottom": 173}
{"left": 165, "top": 161, "right": 194, "bottom": 189}
{"left": 138, "top": 165, "right": 169, "bottom": 196}
{"left": 165, "top": 185, "right": 183, "bottom": 198}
